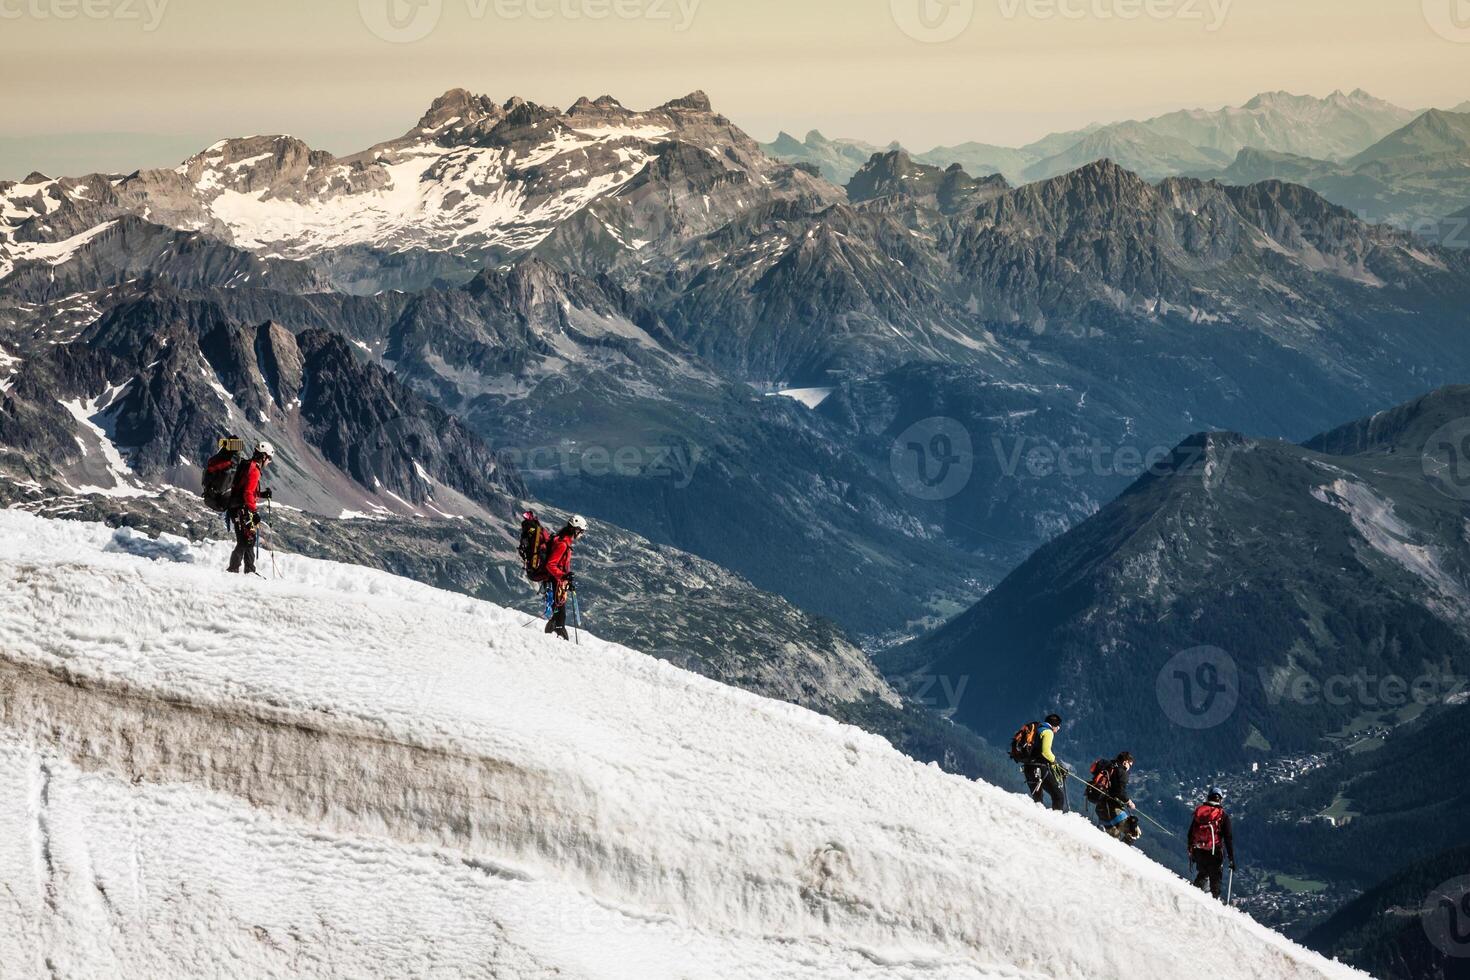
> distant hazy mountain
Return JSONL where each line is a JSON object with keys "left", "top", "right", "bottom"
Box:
{"left": 1146, "top": 89, "right": 1419, "bottom": 162}
{"left": 767, "top": 91, "right": 1425, "bottom": 190}
{"left": 1021, "top": 121, "right": 1232, "bottom": 181}
{"left": 911, "top": 142, "right": 1037, "bottom": 182}
{"left": 758, "top": 129, "right": 897, "bottom": 184}
{"left": 1204, "top": 110, "right": 1470, "bottom": 241}
{"left": 844, "top": 150, "right": 1009, "bottom": 213}
{"left": 1347, "top": 108, "right": 1470, "bottom": 166}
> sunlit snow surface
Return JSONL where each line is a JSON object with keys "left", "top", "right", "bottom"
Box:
{"left": 0, "top": 512, "right": 1362, "bottom": 979}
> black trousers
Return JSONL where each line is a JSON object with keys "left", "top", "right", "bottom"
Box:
{"left": 1023, "top": 763, "right": 1066, "bottom": 811}
{"left": 545, "top": 604, "right": 569, "bottom": 640}
{"left": 1192, "top": 849, "right": 1226, "bottom": 899}
{"left": 227, "top": 509, "right": 257, "bottom": 574}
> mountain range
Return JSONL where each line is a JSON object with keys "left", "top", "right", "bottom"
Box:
{"left": 7, "top": 89, "right": 1470, "bottom": 644}
{"left": 764, "top": 90, "right": 1426, "bottom": 184}
{"left": 763, "top": 91, "right": 1470, "bottom": 241}
{"left": 4, "top": 86, "right": 1470, "bottom": 941}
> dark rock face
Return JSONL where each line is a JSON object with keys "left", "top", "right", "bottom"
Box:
{"left": 0, "top": 287, "right": 525, "bottom": 518}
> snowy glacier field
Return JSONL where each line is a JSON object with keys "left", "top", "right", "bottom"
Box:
{"left": 0, "top": 510, "right": 1362, "bottom": 979}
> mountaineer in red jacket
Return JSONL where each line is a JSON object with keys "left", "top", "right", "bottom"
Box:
{"left": 542, "top": 514, "right": 586, "bottom": 640}
{"left": 226, "top": 442, "right": 274, "bottom": 575}
{"left": 1188, "top": 788, "right": 1236, "bottom": 901}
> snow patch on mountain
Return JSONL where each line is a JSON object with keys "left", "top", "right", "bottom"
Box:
{"left": 56, "top": 384, "right": 152, "bottom": 498}
{"left": 185, "top": 127, "right": 660, "bottom": 262}
{"left": 1312, "top": 478, "right": 1469, "bottom": 616}
{"left": 0, "top": 510, "right": 1364, "bottom": 979}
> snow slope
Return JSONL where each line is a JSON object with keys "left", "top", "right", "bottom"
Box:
{"left": 0, "top": 511, "right": 1362, "bottom": 979}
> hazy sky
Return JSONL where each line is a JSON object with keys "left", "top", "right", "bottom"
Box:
{"left": 1, "top": 0, "right": 1466, "bottom": 176}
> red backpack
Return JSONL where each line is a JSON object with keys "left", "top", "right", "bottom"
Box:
{"left": 1189, "top": 803, "right": 1226, "bottom": 853}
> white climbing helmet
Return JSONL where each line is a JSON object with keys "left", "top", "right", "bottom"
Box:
{"left": 568, "top": 514, "right": 587, "bottom": 531}
{"left": 256, "top": 441, "right": 275, "bottom": 459}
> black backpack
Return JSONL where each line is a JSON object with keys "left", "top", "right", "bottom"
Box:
{"left": 201, "top": 436, "right": 243, "bottom": 512}
{"left": 1009, "top": 721, "right": 1042, "bottom": 762}
{"left": 517, "top": 511, "right": 552, "bottom": 581}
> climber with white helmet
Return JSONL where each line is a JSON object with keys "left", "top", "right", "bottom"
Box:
{"left": 541, "top": 513, "right": 587, "bottom": 640}
{"left": 226, "top": 441, "right": 274, "bottom": 575}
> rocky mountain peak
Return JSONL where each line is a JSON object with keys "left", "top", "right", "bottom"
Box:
{"left": 415, "top": 88, "right": 502, "bottom": 131}
{"left": 659, "top": 90, "right": 712, "bottom": 112}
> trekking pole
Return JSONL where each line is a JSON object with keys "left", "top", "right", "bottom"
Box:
{"left": 524, "top": 583, "right": 552, "bottom": 628}
{"left": 1061, "top": 771, "right": 1177, "bottom": 837}
{"left": 1226, "top": 867, "right": 1234, "bottom": 906}
{"left": 571, "top": 589, "right": 582, "bottom": 646}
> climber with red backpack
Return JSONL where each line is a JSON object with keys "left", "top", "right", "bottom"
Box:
{"left": 1188, "top": 787, "right": 1236, "bottom": 901}
{"left": 226, "top": 442, "right": 274, "bottom": 576}
{"left": 1010, "top": 714, "right": 1067, "bottom": 811}
{"left": 517, "top": 509, "right": 587, "bottom": 641}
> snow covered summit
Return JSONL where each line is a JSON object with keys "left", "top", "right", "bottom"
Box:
{"left": 0, "top": 511, "right": 1361, "bottom": 979}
